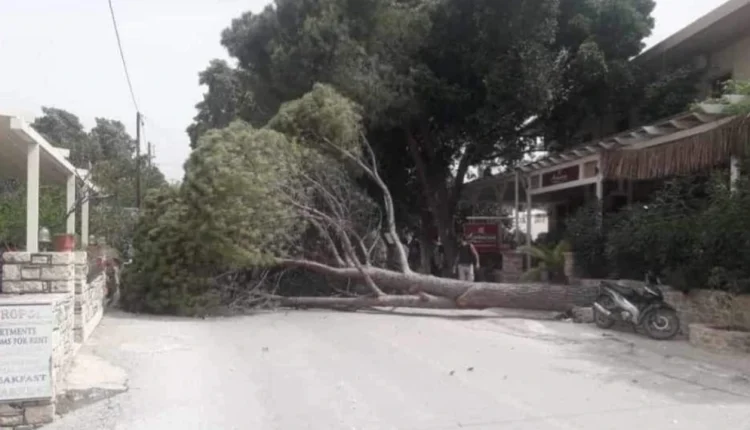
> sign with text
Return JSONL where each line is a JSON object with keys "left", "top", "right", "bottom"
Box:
{"left": 463, "top": 223, "right": 502, "bottom": 253}
{"left": 0, "top": 302, "right": 54, "bottom": 401}
{"left": 541, "top": 165, "right": 580, "bottom": 187}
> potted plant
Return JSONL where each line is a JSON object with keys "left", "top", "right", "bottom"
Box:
{"left": 695, "top": 97, "right": 727, "bottom": 114}
{"left": 722, "top": 80, "right": 750, "bottom": 104}
{"left": 518, "top": 240, "right": 571, "bottom": 283}
{"left": 53, "top": 232, "right": 76, "bottom": 252}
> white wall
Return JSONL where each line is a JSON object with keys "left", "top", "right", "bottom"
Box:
{"left": 510, "top": 209, "right": 548, "bottom": 240}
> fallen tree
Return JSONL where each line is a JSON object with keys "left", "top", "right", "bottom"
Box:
{"left": 122, "top": 85, "right": 576, "bottom": 315}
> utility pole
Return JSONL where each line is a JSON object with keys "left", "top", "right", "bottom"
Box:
{"left": 136, "top": 111, "right": 142, "bottom": 208}
{"left": 147, "top": 141, "right": 152, "bottom": 168}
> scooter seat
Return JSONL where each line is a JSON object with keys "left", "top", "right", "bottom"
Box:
{"left": 601, "top": 280, "right": 636, "bottom": 295}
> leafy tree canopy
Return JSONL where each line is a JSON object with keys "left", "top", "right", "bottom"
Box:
{"left": 184, "top": 0, "right": 676, "bottom": 269}
{"left": 125, "top": 84, "right": 388, "bottom": 313}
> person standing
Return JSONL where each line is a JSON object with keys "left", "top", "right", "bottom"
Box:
{"left": 456, "top": 235, "right": 480, "bottom": 281}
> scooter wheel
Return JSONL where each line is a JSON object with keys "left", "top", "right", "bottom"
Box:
{"left": 643, "top": 307, "right": 680, "bottom": 340}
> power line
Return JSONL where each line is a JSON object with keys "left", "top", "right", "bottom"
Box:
{"left": 107, "top": 0, "right": 140, "bottom": 113}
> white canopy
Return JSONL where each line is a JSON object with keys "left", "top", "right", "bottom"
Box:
{"left": 0, "top": 114, "right": 94, "bottom": 252}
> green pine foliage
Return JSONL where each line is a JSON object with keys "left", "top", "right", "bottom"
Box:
{"left": 121, "top": 84, "right": 380, "bottom": 314}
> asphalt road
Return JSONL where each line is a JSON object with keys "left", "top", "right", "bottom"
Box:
{"left": 47, "top": 309, "right": 750, "bottom": 430}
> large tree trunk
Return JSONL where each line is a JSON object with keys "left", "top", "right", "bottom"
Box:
{"left": 417, "top": 211, "right": 434, "bottom": 274}
{"left": 277, "top": 294, "right": 457, "bottom": 309}
{"left": 278, "top": 260, "right": 576, "bottom": 312}
{"left": 406, "top": 130, "right": 474, "bottom": 275}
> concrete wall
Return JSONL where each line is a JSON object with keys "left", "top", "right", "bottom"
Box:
{"left": 1, "top": 251, "right": 105, "bottom": 428}
{"left": 702, "top": 32, "right": 750, "bottom": 90}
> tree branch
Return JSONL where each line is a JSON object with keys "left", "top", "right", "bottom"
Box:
{"left": 309, "top": 219, "right": 347, "bottom": 267}
{"left": 449, "top": 146, "right": 475, "bottom": 209}
{"left": 318, "top": 135, "right": 411, "bottom": 273}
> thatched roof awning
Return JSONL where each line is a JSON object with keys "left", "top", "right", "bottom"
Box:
{"left": 603, "top": 116, "right": 750, "bottom": 180}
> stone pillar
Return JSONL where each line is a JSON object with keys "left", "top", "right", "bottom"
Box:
{"left": 500, "top": 251, "right": 524, "bottom": 283}
{"left": 74, "top": 251, "right": 88, "bottom": 342}
{"left": 1, "top": 252, "right": 74, "bottom": 294}
{"left": 563, "top": 252, "right": 575, "bottom": 279}
{"left": 73, "top": 251, "right": 104, "bottom": 343}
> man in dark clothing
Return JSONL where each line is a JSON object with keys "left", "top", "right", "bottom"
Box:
{"left": 455, "top": 235, "right": 480, "bottom": 281}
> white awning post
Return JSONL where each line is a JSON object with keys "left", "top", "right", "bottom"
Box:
{"left": 66, "top": 174, "right": 76, "bottom": 235}
{"left": 26, "top": 142, "right": 40, "bottom": 252}
{"left": 81, "top": 187, "right": 89, "bottom": 248}
{"left": 730, "top": 155, "right": 740, "bottom": 194}
{"left": 514, "top": 171, "right": 520, "bottom": 245}
{"left": 525, "top": 175, "right": 532, "bottom": 269}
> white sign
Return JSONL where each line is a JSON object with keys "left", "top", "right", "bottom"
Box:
{"left": 0, "top": 302, "right": 54, "bottom": 401}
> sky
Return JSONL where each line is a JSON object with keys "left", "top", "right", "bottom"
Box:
{"left": 0, "top": 0, "right": 732, "bottom": 181}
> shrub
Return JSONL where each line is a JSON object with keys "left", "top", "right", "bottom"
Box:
{"left": 605, "top": 177, "right": 711, "bottom": 289}
{"left": 602, "top": 173, "right": 750, "bottom": 294}
{"left": 120, "top": 186, "right": 219, "bottom": 315}
{"left": 518, "top": 240, "right": 570, "bottom": 283}
{"left": 564, "top": 201, "right": 608, "bottom": 278}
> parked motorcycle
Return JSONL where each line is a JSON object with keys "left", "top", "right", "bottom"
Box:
{"left": 592, "top": 274, "right": 681, "bottom": 340}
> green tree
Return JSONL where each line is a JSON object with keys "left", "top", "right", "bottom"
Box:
{"left": 539, "top": 0, "right": 656, "bottom": 150}
{"left": 89, "top": 118, "right": 135, "bottom": 161}
{"left": 32, "top": 107, "right": 101, "bottom": 167}
{"left": 190, "top": 0, "right": 561, "bottom": 268}
{"left": 127, "top": 84, "right": 584, "bottom": 314}
{"left": 187, "top": 0, "right": 668, "bottom": 272}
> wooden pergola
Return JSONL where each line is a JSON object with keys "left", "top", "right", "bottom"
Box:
{"left": 464, "top": 111, "right": 750, "bottom": 252}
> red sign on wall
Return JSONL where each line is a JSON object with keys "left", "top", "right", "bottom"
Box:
{"left": 463, "top": 223, "right": 502, "bottom": 253}
{"left": 541, "top": 165, "right": 580, "bottom": 187}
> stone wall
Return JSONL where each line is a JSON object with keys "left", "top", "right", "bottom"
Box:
{"left": 0, "top": 251, "right": 91, "bottom": 429}
{"left": 498, "top": 251, "right": 524, "bottom": 283}
{"left": 0, "top": 401, "right": 56, "bottom": 429}
{"left": 1, "top": 252, "right": 74, "bottom": 295}
{"left": 73, "top": 252, "right": 105, "bottom": 343}
{"left": 0, "top": 294, "right": 75, "bottom": 428}
{"left": 576, "top": 278, "right": 750, "bottom": 335}
{"left": 0, "top": 293, "right": 73, "bottom": 429}
{"left": 52, "top": 294, "right": 75, "bottom": 393}
{"left": 662, "top": 289, "right": 750, "bottom": 332}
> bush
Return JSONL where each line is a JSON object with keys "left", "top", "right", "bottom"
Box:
{"left": 601, "top": 174, "right": 750, "bottom": 294}
{"left": 694, "top": 177, "right": 750, "bottom": 294}
{"left": 120, "top": 186, "right": 219, "bottom": 315}
{"left": 564, "top": 201, "right": 608, "bottom": 278}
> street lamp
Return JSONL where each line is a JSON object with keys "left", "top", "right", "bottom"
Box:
{"left": 39, "top": 226, "right": 52, "bottom": 252}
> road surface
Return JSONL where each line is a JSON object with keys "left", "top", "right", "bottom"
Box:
{"left": 48, "top": 309, "right": 750, "bottom": 430}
